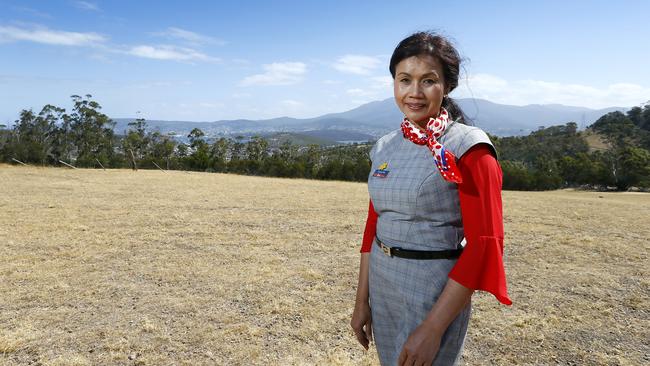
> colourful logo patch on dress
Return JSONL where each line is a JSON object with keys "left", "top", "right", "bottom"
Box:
{"left": 373, "top": 162, "right": 390, "bottom": 178}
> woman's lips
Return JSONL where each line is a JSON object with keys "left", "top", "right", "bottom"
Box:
{"left": 405, "top": 103, "right": 426, "bottom": 111}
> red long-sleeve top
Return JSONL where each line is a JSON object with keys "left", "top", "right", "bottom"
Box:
{"left": 360, "top": 144, "right": 512, "bottom": 305}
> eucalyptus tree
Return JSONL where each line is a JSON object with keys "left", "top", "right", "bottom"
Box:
{"left": 4, "top": 106, "right": 64, "bottom": 165}
{"left": 187, "top": 127, "right": 209, "bottom": 171}
{"left": 68, "top": 94, "right": 116, "bottom": 167}
{"left": 210, "top": 137, "right": 231, "bottom": 172}
{"left": 148, "top": 131, "right": 177, "bottom": 170}
{"left": 122, "top": 118, "right": 150, "bottom": 168}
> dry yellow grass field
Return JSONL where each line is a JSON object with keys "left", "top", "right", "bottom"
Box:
{"left": 1, "top": 164, "right": 648, "bottom": 365}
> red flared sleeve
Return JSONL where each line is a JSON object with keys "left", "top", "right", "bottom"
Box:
{"left": 448, "top": 144, "right": 512, "bottom": 305}
{"left": 360, "top": 200, "right": 378, "bottom": 253}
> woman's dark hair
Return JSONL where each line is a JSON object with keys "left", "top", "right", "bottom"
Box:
{"left": 389, "top": 31, "right": 469, "bottom": 124}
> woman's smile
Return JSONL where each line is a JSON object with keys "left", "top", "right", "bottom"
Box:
{"left": 405, "top": 103, "right": 426, "bottom": 110}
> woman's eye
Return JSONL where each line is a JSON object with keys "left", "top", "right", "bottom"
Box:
{"left": 423, "top": 79, "right": 437, "bottom": 85}
{"left": 399, "top": 78, "right": 410, "bottom": 84}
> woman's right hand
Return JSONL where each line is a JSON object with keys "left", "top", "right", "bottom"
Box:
{"left": 352, "top": 252, "right": 372, "bottom": 349}
{"left": 350, "top": 300, "right": 373, "bottom": 350}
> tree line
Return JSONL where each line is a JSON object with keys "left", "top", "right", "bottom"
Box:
{"left": 0, "top": 95, "right": 371, "bottom": 182}
{"left": 1, "top": 95, "right": 649, "bottom": 190}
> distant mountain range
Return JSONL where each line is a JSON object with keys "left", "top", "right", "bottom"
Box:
{"left": 113, "top": 98, "right": 627, "bottom": 144}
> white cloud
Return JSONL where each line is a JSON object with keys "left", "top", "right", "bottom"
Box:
{"left": 154, "top": 27, "right": 225, "bottom": 46}
{"left": 346, "top": 88, "right": 376, "bottom": 98}
{"left": 198, "top": 102, "right": 224, "bottom": 109}
{"left": 231, "top": 58, "right": 251, "bottom": 65}
{"left": 240, "top": 62, "right": 306, "bottom": 86}
{"left": 177, "top": 102, "right": 223, "bottom": 111}
{"left": 454, "top": 73, "right": 650, "bottom": 108}
{"left": 74, "top": 1, "right": 100, "bottom": 11}
{"left": 369, "top": 75, "right": 393, "bottom": 90}
{"left": 13, "top": 6, "right": 53, "bottom": 19}
{"left": 127, "top": 45, "right": 220, "bottom": 62}
{"left": 281, "top": 99, "right": 302, "bottom": 107}
{"left": 0, "top": 24, "right": 221, "bottom": 63}
{"left": 0, "top": 24, "right": 106, "bottom": 46}
{"left": 342, "top": 76, "right": 393, "bottom": 101}
{"left": 323, "top": 79, "right": 342, "bottom": 85}
{"left": 260, "top": 99, "right": 307, "bottom": 118}
{"left": 127, "top": 81, "right": 174, "bottom": 89}
{"left": 231, "top": 92, "right": 251, "bottom": 98}
{"left": 333, "top": 55, "right": 382, "bottom": 75}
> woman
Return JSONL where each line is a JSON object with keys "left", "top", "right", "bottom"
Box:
{"left": 350, "top": 32, "right": 511, "bottom": 366}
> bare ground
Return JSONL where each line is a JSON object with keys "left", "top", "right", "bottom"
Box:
{"left": 0, "top": 165, "right": 648, "bottom": 365}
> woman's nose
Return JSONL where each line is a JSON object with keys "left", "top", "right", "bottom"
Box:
{"left": 408, "top": 83, "right": 424, "bottom": 97}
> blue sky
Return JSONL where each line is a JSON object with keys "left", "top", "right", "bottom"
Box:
{"left": 1, "top": 0, "right": 649, "bottom": 124}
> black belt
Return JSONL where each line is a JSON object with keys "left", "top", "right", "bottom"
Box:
{"left": 375, "top": 238, "right": 463, "bottom": 260}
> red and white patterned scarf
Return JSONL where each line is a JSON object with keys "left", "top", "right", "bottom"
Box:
{"left": 400, "top": 107, "right": 462, "bottom": 183}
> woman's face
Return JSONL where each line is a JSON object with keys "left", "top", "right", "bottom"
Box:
{"left": 393, "top": 55, "right": 447, "bottom": 127}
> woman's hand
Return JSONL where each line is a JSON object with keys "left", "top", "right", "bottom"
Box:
{"left": 398, "top": 278, "right": 473, "bottom": 365}
{"left": 397, "top": 322, "right": 442, "bottom": 366}
{"left": 350, "top": 300, "right": 373, "bottom": 350}
{"left": 352, "top": 252, "right": 372, "bottom": 349}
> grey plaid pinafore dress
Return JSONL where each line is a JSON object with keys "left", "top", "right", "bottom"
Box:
{"left": 367, "top": 121, "right": 493, "bottom": 366}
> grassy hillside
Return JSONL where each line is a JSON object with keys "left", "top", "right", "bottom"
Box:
{"left": 581, "top": 128, "right": 612, "bottom": 152}
{"left": 262, "top": 132, "right": 334, "bottom": 146}
{"left": 1, "top": 165, "right": 648, "bottom": 365}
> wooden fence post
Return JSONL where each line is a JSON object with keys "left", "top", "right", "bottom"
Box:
{"left": 95, "top": 158, "right": 106, "bottom": 170}
{"left": 152, "top": 161, "right": 166, "bottom": 173}
{"left": 11, "top": 158, "right": 27, "bottom": 166}
{"left": 58, "top": 160, "right": 77, "bottom": 169}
